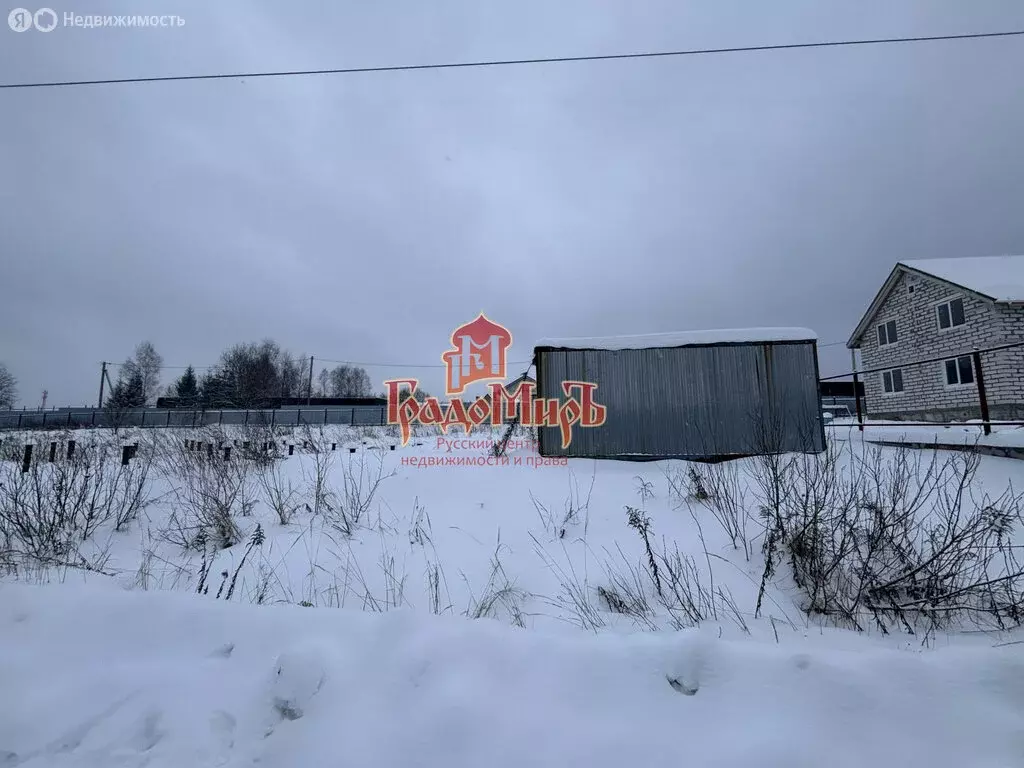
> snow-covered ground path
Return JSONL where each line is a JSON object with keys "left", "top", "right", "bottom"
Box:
{"left": 2, "top": 579, "right": 1024, "bottom": 768}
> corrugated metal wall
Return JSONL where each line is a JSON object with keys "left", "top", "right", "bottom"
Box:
{"left": 535, "top": 341, "right": 825, "bottom": 460}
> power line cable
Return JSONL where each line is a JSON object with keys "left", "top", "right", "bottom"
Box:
{"left": 107, "top": 339, "right": 849, "bottom": 373}
{"left": 2, "top": 29, "right": 1022, "bottom": 90}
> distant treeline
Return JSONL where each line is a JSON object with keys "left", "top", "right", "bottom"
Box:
{"left": 105, "top": 339, "right": 431, "bottom": 412}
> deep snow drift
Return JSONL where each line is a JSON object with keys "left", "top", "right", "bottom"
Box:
{"left": 2, "top": 580, "right": 1024, "bottom": 768}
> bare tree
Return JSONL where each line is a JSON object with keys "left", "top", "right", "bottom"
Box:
{"left": 321, "top": 364, "right": 372, "bottom": 397}
{"left": 122, "top": 341, "right": 164, "bottom": 405}
{"left": 0, "top": 363, "right": 16, "bottom": 408}
{"left": 202, "top": 340, "right": 305, "bottom": 407}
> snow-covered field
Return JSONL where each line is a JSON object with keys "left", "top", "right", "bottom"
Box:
{"left": 2, "top": 423, "right": 1023, "bottom": 767}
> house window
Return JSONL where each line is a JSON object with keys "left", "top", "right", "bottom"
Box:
{"left": 944, "top": 355, "right": 975, "bottom": 387}
{"left": 881, "top": 369, "right": 904, "bottom": 394}
{"left": 907, "top": 283, "right": 916, "bottom": 295}
{"left": 876, "top": 319, "right": 898, "bottom": 347}
{"left": 936, "top": 297, "right": 966, "bottom": 330}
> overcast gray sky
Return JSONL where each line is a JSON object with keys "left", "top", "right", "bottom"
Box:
{"left": 2, "top": 0, "right": 1023, "bottom": 407}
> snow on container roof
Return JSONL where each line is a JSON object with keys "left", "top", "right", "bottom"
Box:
{"left": 534, "top": 327, "right": 817, "bottom": 351}
{"left": 900, "top": 255, "right": 1024, "bottom": 303}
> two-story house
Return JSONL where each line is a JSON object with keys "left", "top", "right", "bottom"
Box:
{"left": 846, "top": 255, "right": 1024, "bottom": 421}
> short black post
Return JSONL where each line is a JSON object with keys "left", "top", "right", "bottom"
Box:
{"left": 331, "top": 443, "right": 336, "bottom": 451}
{"left": 67, "top": 440, "right": 76, "bottom": 460}
{"left": 21, "top": 444, "right": 32, "bottom": 473}
{"left": 288, "top": 444, "right": 294, "bottom": 456}
{"left": 349, "top": 447, "right": 356, "bottom": 454}
{"left": 973, "top": 350, "right": 991, "bottom": 436}
{"left": 121, "top": 446, "right": 131, "bottom": 466}
{"left": 49, "top": 441, "right": 57, "bottom": 462}
{"left": 390, "top": 445, "right": 395, "bottom": 451}
{"left": 224, "top": 446, "right": 231, "bottom": 461}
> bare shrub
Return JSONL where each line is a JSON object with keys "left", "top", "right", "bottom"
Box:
{"left": 530, "top": 533, "right": 605, "bottom": 631}
{"left": 596, "top": 546, "right": 656, "bottom": 628}
{"left": 409, "top": 497, "right": 432, "bottom": 547}
{"left": 667, "top": 461, "right": 752, "bottom": 560}
{"left": 465, "top": 532, "right": 529, "bottom": 626}
{"left": 654, "top": 542, "right": 716, "bottom": 628}
{"left": 299, "top": 425, "right": 336, "bottom": 517}
{"left": 258, "top": 459, "right": 301, "bottom": 525}
{"left": 239, "top": 421, "right": 281, "bottom": 467}
{"left": 324, "top": 450, "right": 394, "bottom": 537}
{"left": 530, "top": 467, "right": 595, "bottom": 539}
{"left": 754, "top": 440, "right": 1024, "bottom": 634}
{"left": 161, "top": 431, "right": 255, "bottom": 550}
{"left": 624, "top": 505, "right": 742, "bottom": 630}
{"left": 0, "top": 435, "right": 155, "bottom": 571}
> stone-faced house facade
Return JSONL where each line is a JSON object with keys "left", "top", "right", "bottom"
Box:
{"left": 846, "top": 256, "right": 1024, "bottom": 421}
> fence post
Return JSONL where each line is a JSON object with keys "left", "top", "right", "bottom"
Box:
{"left": 92, "top": 410, "right": 96, "bottom": 428}
{"left": 141, "top": 410, "right": 146, "bottom": 428}
{"left": 851, "top": 350, "right": 864, "bottom": 432}
{"left": 219, "top": 410, "right": 224, "bottom": 426}
{"left": 245, "top": 410, "right": 250, "bottom": 426}
{"left": 324, "top": 408, "right": 329, "bottom": 425}
{"left": 271, "top": 410, "right": 276, "bottom": 427}
{"left": 167, "top": 410, "right": 171, "bottom": 427}
{"left": 67, "top": 412, "right": 72, "bottom": 428}
{"left": 17, "top": 412, "right": 22, "bottom": 429}
{"left": 351, "top": 407, "right": 355, "bottom": 426}
{"left": 972, "top": 350, "right": 991, "bottom": 436}
{"left": 41, "top": 412, "right": 47, "bottom": 429}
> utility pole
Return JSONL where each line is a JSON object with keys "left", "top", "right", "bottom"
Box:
{"left": 98, "top": 362, "right": 107, "bottom": 408}
{"left": 307, "top": 355, "right": 314, "bottom": 405}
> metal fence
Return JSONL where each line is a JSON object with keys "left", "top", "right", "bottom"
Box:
{"left": 0, "top": 406, "right": 390, "bottom": 432}
{"left": 821, "top": 338, "right": 1024, "bottom": 435}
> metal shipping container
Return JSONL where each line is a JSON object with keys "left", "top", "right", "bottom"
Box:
{"left": 532, "top": 329, "right": 825, "bottom": 461}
